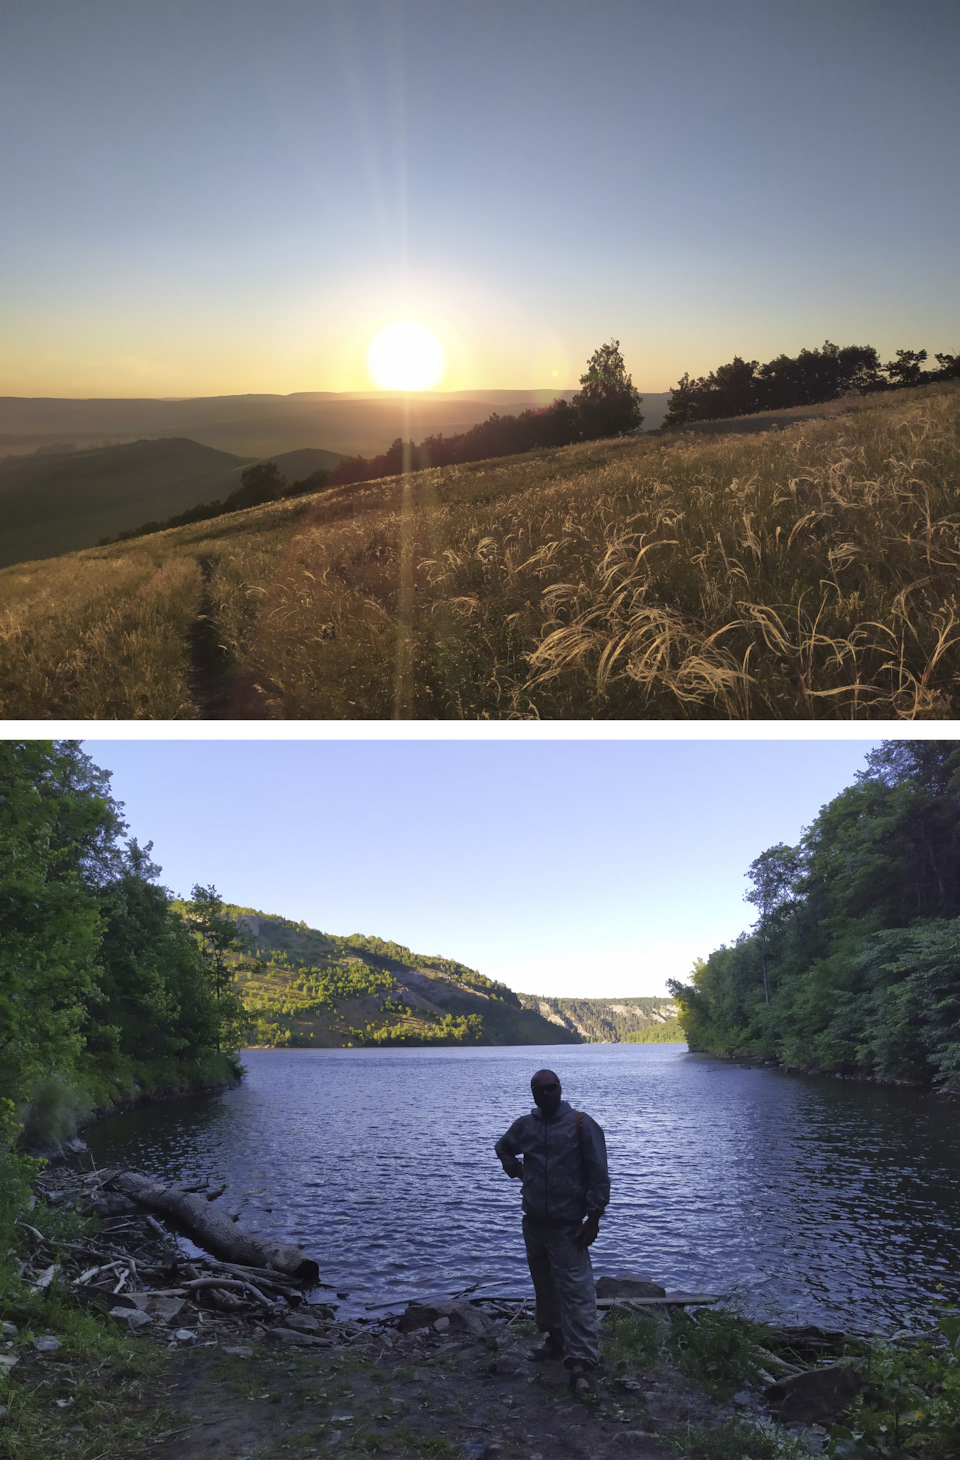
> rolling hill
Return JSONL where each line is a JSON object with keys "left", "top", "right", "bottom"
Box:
{"left": 219, "top": 909, "right": 583, "bottom": 1048}
{"left": 0, "top": 438, "right": 348, "bottom": 568}
{"left": 0, "top": 437, "right": 254, "bottom": 568}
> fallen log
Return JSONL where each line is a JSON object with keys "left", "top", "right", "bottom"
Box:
{"left": 105, "top": 1171, "right": 319, "bottom": 1284}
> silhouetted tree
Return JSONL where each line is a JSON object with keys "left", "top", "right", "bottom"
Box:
{"left": 883, "top": 348, "right": 928, "bottom": 388}
{"left": 228, "top": 461, "right": 287, "bottom": 510}
{"left": 572, "top": 339, "right": 643, "bottom": 439}
{"left": 665, "top": 340, "right": 888, "bottom": 427}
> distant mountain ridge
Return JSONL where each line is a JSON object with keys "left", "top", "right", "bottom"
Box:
{"left": 0, "top": 389, "right": 673, "bottom": 461}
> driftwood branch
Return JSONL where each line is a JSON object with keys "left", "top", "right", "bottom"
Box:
{"left": 105, "top": 1171, "right": 319, "bottom": 1284}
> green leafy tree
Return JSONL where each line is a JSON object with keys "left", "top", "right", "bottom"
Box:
{"left": 572, "top": 339, "right": 643, "bottom": 439}
{"left": 745, "top": 843, "right": 801, "bottom": 1003}
{"left": 0, "top": 741, "right": 115, "bottom": 1107}
{"left": 676, "top": 740, "right": 960, "bottom": 1087}
{"left": 184, "top": 884, "right": 251, "bottom": 1053}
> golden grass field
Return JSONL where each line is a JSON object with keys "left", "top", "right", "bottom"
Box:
{"left": 2, "top": 381, "right": 958, "bottom": 719}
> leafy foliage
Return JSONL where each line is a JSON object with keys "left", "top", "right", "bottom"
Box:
{"left": 827, "top": 1310, "right": 960, "bottom": 1459}
{"left": 571, "top": 339, "right": 644, "bottom": 439}
{"left": 0, "top": 741, "right": 243, "bottom": 1290}
{"left": 670, "top": 741, "right": 960, "bottom": 1086}
{"left": 663, "top": 339, "right": 959, "bottom": 427}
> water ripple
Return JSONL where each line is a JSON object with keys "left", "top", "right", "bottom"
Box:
{"left": 85, "top": 1045, "right": 960, "bottom": 1330}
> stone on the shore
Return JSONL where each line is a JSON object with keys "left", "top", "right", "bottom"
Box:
{"left": 282, "top": 1311, "right": 321, "bottom": 1334}
{"left": 1, "top": 1322, "right": 17, "bottom": 1339}
{"left": 110, "top": 1307, "right": 152, "bottom": 1331}
{"left": 147, "top": 1296, "right": 185, "bottom": 1322}
{"left": 596, "top": 1273, "right": 667, "bottom": 1299}
{"left": 399, "top": 1300, "right": 490, "bottom": 1336}
{"left": 32, "top": 1334, "right": 61, "bottom": 1352}
{"left": 765, "top": 1364, "right": 861, "bottom": 1424}
{"left": 174, "top": 1329, "right": 199, "bottom": 1344}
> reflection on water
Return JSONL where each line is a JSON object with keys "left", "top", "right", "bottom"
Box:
{"left": 85, "top": 1045, "right": 960, "bottom": 1330}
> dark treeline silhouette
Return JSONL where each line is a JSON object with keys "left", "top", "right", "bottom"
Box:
{"left": 102, "top": 341, "right": 643, "bottom": 543}
{"left": 101, "top": 458, "right": 319, "bottom": 543}
{"left": 663, "top": 341, "right": 960, "bottom": 427}
{"left": 326, "top": 338, "right": 642, "bottom": 487}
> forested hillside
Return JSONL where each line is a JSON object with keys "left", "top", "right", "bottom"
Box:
{"left": 217, "top": 909, "right": 581, "bottom": 1049}
{"left": 670, "top": 741, "right": 960, "bottom": 1089}
{"left": 517, "top": 994, "right": 681, "bottom": 1043}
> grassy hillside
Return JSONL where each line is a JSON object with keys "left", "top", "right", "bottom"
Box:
{"left": 0, "top": 437, "right": 254, "bottom": 567}
{"left": 1, "top": 382, "right": 957, "bottom": 719}
{"left": 518, "top": 994, "right": 682, "bottom": 1043}
{"left": 213, "top": 908, "right": 581, "bottom": 1048}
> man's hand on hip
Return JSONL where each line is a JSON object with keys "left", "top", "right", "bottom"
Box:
{"left": 575, "top": 1214, "right": 600, "bottom": 1248}
{"left": 501, "top": 1159, "right": 523, "bottom": 1179}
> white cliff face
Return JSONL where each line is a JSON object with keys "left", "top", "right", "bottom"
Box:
{"left": 517, "top": 994, "right": 680, "bottom": 1042}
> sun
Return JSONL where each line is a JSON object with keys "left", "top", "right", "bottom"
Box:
{"left": 366, "top": 321, "right": 445, "bottom": 391}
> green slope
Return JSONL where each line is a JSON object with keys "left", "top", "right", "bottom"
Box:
{"left": 0, "top": 437, "right": 254, "bottom": 567}
{"left": 220, "top": 908, "right": 582, "bottom": 1048}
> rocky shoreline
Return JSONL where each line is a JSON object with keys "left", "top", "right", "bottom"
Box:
{"left": 0, "top": 1154, "right": 909, "bottom": 1459}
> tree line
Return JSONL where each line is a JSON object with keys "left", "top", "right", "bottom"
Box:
{"left": 663, "top": 340, "right": 960, "bottom": 427}
{"left": 0, "top": 740, "right": 251, "bottom": 1212}
{"left": 322, "top": 339, "right": 642, "bottom": 489}
{"left": 669, "top": 741, "right": 960, "bottom": 1089}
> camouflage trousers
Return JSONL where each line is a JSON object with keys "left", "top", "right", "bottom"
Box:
{"left": 522, "top": 1217, "right": 598, "bottom": 1368}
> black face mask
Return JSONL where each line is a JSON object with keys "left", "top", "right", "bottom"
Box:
{"left": 532, "top": 1081, "right": 562, "bottom": 1115}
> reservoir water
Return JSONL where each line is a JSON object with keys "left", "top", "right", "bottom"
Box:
{"left": 84, "top": 1044, "right": 960, "bottom": 1333}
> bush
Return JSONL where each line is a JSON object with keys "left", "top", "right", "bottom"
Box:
{"left": 19, "top": 1074, "right": 90, "bottom": 1152}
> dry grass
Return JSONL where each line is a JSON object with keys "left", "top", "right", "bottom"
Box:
{"left": 0, "top": 550, "right": 202, "bottom": 718}
{"left": 1, "top": 382, "right": 958, "bottom": 719}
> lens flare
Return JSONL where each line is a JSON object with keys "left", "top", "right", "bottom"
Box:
{"left": 367, "top": 321, "right": 445, "bottom": 391}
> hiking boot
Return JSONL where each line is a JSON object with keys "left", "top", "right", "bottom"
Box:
{"left": 568, "top": 1361, "right": 591, "bottom": 1394}
{"left": 527, "top": 1331, "right": 564, "bottom": 1361}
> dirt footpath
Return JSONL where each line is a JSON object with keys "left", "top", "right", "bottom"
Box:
{"left": 144, "top": 1312, "right": 755, "bottom": 1460}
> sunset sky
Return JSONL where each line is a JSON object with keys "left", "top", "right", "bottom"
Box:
{"left": 3, "top": 0, "right": 958, "bottom": 399}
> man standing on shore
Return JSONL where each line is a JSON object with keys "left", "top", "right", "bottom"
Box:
{"left": 495, "top": 1069, "right": 609, "bottom": 1393}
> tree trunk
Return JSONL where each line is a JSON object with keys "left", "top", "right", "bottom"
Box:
{"left": 106, "top": 1171, "right": 319, "bottom": 1284}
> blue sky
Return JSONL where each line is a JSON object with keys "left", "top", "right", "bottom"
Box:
{"left": 2, "top": 0, "right": 957, "bottom": 396}
{"left": 83, "top": 737, "right": 881, "bottom": 998}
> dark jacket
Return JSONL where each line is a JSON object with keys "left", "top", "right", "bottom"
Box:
{"left": 495, "top": 1099, "right": 610, "bottom": 1226}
